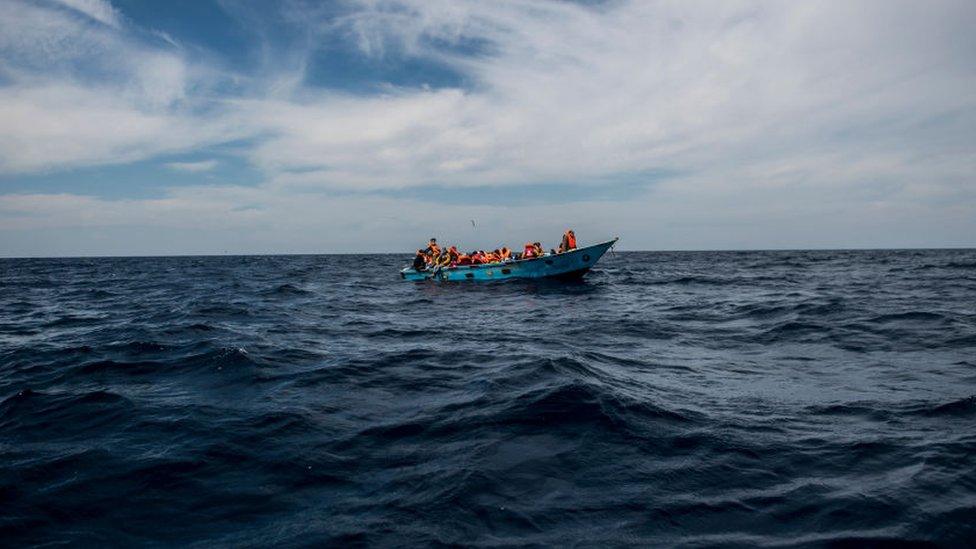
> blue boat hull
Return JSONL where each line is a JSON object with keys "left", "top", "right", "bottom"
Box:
{"left": 400, "top": 238, "right": 618, "bottom": 282}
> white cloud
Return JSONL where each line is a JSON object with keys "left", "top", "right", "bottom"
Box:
{"left": 0, "top": 84, "right": 242, "bottom": 173}
{"left": 4, "top": 0, "right": 973, "bottom": 188}
{"left": 3, "top": 176, "right": 974, "bottom": 256}
{"left": 0, "top": 0, "right": 245, "bottom": 174}
{"left": 53, "top": 0, "right": 121, "bottom": 28}
{"left": 227, "top": 0, "right": 975, "bottom": 196}
{"left": 0, "top": 0, "right": 975, "bottom": 253}
{"left": 166, "top": 160, "right": 219, "bottom": 173}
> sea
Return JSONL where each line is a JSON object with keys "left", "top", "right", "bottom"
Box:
{"left": 1, "top": 249, "right": 974, "bottom": 547}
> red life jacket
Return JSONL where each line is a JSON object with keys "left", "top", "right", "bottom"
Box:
{"left": 564, "top": 231, "right": 577, "bottom": 249}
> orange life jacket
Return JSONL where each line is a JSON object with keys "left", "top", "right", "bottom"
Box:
{"left": 523, "top": 243, "right": 536, "bottom": 258}
{"left": 564, "top": 231, "right": 577, "bottom": 249}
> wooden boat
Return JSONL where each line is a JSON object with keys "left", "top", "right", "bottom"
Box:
{"left": 400, "top": 238, "right": 618, "bottom": 281}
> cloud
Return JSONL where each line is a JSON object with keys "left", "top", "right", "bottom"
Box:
{"left": 53, "top": 0, "right": 121, "bottom": 28}
{"left": 0, "top": 83, "right": 244, "bottom": 174}
{"left": 0, "top": 0, "right": 975, "bottom": 254}
{"left": 3, "top": 175, "right": 974, "bottom": 256}
{"left": 166, "top": 160, "right": 219, "bottom": 173}
{"left": 0, "top": 0, "right": 246, "bottom": 174}
{"left": 3, "top": 0, "right": 974, "bottom": 189}
{"left": 212, "top": 0, "right": 974, "bottom": 198}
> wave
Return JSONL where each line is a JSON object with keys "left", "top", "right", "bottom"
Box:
{"left": 653, "top": 275, "right": 729, "bottom": 285}
{"left": 755, "top": 321, "right": 829, "bottom": 343}
{"left": 191, "top": 304, "right": 251, "bottom": 317}
{"left": 808, "top": 396, "right": 976, "bottom": 421}
{"left": 2, "top": 250, "right": 975, "bottom": 546}
{"left": 909, "top": 395, "right": 976, "bottom": 418}
{"left": 868, "top": 311, "right": 947, "bottom": 323}
{"left": 41, "top": 315, "right": 107, "bottom": 329}
{"left": 946, "top": 334, "right": 976, "bottom": 347}
{"left": 261, "top": 283, "right": 312, "bottom": 297}
{"left": 62, "top": 346, "right": 263, "bottom": 382}
{"left": 493, "top": 382, "right": 697, "bottom": 433}
{"left": 88, "top": 289, "right": 118, "bottom": 299}
{"left": 727, "top": 302, "right": 794, "bottom": 320}
{"left": 0, "top": 388, "right": 135, "bottom": 440}
{"left": 805, "top": 403, "right": 895, "bottom": 422}
{"left": 77, "top": 358, "right": 168, "bottom": 376}
{"left": 363, "top": 327, "right": 433, "bottom": 339}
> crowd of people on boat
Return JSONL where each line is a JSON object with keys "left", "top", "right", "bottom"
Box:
{"left": 412, "top": 230, "right": 577, "bottom": 271}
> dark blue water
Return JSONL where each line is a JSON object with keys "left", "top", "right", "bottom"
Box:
{"left": 2, "top": 250, "right": 975, "bottom": 546}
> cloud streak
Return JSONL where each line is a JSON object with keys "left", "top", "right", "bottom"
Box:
{"left": 166, "top": 160, "right": 219, "bottom": 173}
{"left": 53, "top": 0, "right": 121, "bottom": 28}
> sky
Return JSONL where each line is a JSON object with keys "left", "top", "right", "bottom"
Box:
{"left": 0, "top": 0, "right": 974, "bottom": 256}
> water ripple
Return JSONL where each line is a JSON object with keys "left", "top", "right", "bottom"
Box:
{"left": 0, "top": 250, "right": 974, "bottom": 545}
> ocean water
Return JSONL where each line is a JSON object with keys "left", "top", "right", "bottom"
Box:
{"left": 1, "top": 250, "right": 975, "bottom": 546}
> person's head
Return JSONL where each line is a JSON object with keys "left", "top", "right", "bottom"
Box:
{"left": 429, "top": 238, "right": 437, "bottom": 245}
{"left": 534, "top": 242, "right": 542, "bottom": 247}
{"left": 568, "top": 229, "right": 574, "bottom": 235}
{"left": 416, "top": 249, "right": 424, "bottom": 256}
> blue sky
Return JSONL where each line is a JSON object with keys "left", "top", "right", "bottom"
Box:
{"left": 1, "top": 0, "right": 974, "bottom": 256}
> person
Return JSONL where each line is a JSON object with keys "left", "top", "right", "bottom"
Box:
{"left": 499, "top": 247, "right": 512, "bottom": 261}
{"left": 425, "top": 238, "right": 440, "bottom": 257}
{"left": 435, "top": 250, "right": 451, "bottom": 269}
{"left": 558, "top": 229, "right": 577, "bottom": 253}
{"left": 522, "top": 242, "right": 537, "bottom": 259}
{"left": 533, "top": 242, "right": 545, "bottom": 257}
{"left": 412, "top": 249, "right": 428, "bottom": 271}
{"left": 447, "top": 246, "right": 461, "bottom": 265}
